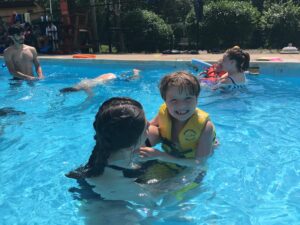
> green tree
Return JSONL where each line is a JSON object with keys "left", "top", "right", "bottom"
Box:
{"left": 122, "top": 9, "right": 173, "bottom": 52}
{"left": 201, "top": 1, "right": 260, "bottom": 50}
{"left": 145, "top": 0, "right": 193, "bottom": 46}
{"left": 261, "top": 1, "right": 300, "bottom": 48}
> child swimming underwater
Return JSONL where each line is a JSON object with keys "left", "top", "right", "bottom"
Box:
{"left": 59, "top": 69, "right": 140, "bottom": 95}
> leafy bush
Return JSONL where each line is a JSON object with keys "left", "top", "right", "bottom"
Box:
{"left": 147, "top": 0, "right": 193, "bottom": 24}
{"left": 201, "top": 1, "right": 260, "bottom": 50}
{"left": 145, "top": 0, "right": 193, "bottom": 47}
{"left": 264, "top": 0, "right": 300, "bottom": 9}
{"left": 122, "top": 10, "right": 173, "bottom": 52}
{"left": 260, "top": 1, "right": 300, "bottom": 48}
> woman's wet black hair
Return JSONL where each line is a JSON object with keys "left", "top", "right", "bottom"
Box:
{"left": 66, "top": 97, "right": 146, "bottom": 179}
{"left": 225, "top": 47, "right": 250, "bottom": 72}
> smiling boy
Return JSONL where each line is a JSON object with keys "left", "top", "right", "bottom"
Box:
{"left": 138, "top": 71, "right": 216, "bottom": 170}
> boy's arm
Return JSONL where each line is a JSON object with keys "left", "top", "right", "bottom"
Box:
{"left": 137, "top": 147, "right": 204, "bottom": 167}
{"left": 195, "top": 120, "right": 214, "bottom": 159}
{"left": 146, "top": 124, "right": 161, "bottom": 146}
{"left": 137, "top": 121, "right": 214, "bottom": 168}
{"left": 32, "top": 47, "right": 44, "bottom": 79}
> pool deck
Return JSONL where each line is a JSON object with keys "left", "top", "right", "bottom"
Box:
{"left": 1, "top": 52, "right": 300, "bottom": 75}
{"left": 35, "top": 53, "right": 300, "bottom": 63}
{"left": 1, "top": 52, "right": 300, "bottom": 63}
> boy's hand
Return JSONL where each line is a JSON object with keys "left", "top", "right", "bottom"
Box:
{"left": 135, "top": 147, "right": 164, "bottom": 161}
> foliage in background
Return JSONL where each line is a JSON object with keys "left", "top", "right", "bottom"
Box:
{"left": 146, "top": 0, "right": 193, "bottom": 23}
{"left": 261, "top": 1, "right": 300, "bottom": 48}
{"left": 145, "top": 0, "right": 193, "bottom": 46}
{"left": 264, "top": 0, "right": 300, "bottom": 9}
{"left": 200, "top": 1, "right": 260, "bottom": 50}
{"left": 29, "top": 0, "right": 300, "bottom": 51}
{"left": 122, "top": 9, "right": 173, "bottom": 52}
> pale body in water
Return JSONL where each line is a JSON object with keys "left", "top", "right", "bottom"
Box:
{"left": 60, "top": 69, "right": 140, "bottom": 95}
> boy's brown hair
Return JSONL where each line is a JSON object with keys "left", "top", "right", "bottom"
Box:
{"left": 159, "top": 71, "right": 200, "bottom": 100}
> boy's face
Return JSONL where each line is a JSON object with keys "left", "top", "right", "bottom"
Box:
{"left": 165, "top": 86, "right": 197, "bottom": 122}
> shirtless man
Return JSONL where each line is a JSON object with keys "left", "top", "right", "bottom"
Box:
{"left": 3, "top": 25, "right": 44, "bottom": 80}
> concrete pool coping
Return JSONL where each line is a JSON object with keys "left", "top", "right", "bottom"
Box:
{"left": 38, "top": 53, "right": 300, "bottom": 63}
{"left": 1, "top": 53, "right": 300, "bottom": 75}
{"left": 1, "top": 52, "right": 300, "bottom": 62}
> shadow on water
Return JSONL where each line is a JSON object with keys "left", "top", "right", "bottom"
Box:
{"left": 46, "top": 91, "right": 105, "bottom": 117}
{"left": 0, "top": 107, "right": 26, "bottom": 137}
{"left": 71, "top": 184, "right": 210, "bottom": 225}
{"left": 65, "top": 167, "right": 212, "bottom": 225}
{"left": 0, "top": 107, "right": 26, "bottom": 117}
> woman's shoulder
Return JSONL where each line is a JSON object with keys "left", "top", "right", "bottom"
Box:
{"left": 220, "top": 73, "right": 244, "bottom": 85}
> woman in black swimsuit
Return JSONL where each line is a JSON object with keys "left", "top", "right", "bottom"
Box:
{"left": 214, "top": 46, "right": 250, "bottom": 90}
{"left": 66, "top": 97, "right": 160, "bottom": 204}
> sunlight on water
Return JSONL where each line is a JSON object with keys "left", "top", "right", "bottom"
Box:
{"left": 0, "top": 59, "right": 300, "bottom": 225}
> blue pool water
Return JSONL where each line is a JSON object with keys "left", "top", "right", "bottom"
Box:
{"left": 0, "top": 59, "right": 300, "bottom": 225}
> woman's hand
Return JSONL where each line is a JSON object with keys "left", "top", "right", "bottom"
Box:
{"left": 135, "top": 147, "right": 165, "bottom": 161}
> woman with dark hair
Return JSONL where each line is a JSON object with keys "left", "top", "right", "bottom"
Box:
{"left": 66, "top": 97, "right": 158, "bottom": 204}
{"left": 213, "top": 46, "right": 250, "bottom": 91}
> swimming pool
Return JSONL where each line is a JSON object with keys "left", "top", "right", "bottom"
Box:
{"left": 0, "top": 59, "right": 300, "bottom": 225}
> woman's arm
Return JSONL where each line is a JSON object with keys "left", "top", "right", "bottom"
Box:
{"left": 137, "top": 121, "right": 214, "bottom": 168}
{"left": 149, "top": 114, "right": 159, "bottom": 126}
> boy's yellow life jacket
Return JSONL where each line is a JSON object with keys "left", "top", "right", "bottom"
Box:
{"left": 158, "top": 103, "right": 210, "bottom": 158}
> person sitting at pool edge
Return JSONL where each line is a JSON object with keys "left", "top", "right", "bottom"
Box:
{"left": 65, "top": 97, "right": 160, "bottom": 205}
{"left": 4, "top": 25, "right": 44, "bottom": 81}
{"left": 59, "top": 69, "right": 140, "bottom": 95}
{"left": 213, "top": 46, "right": 250, "bottom": 90}
{"left": 134, "top": 72, "right": 217, "bottom": 197}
